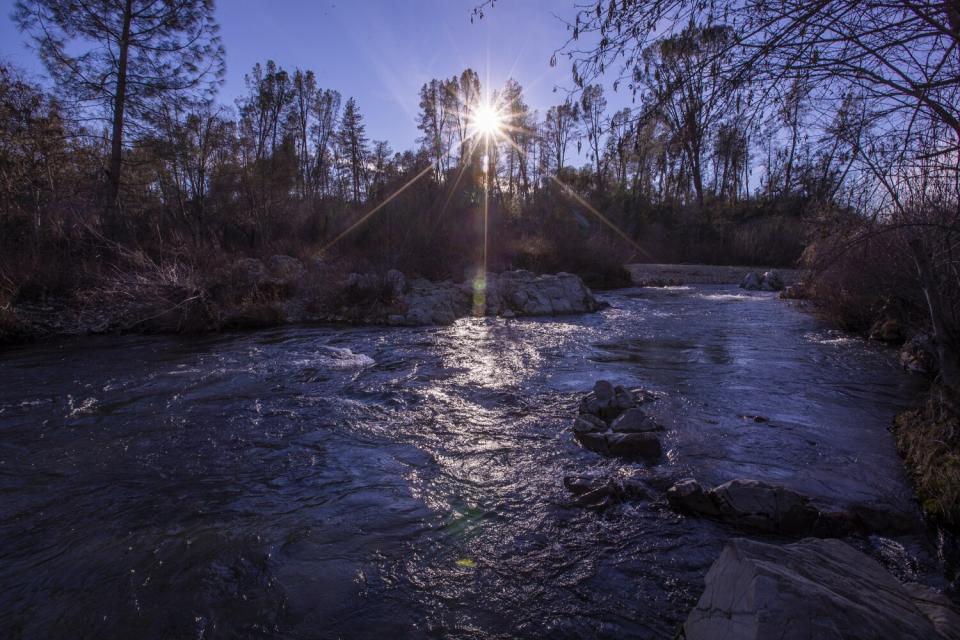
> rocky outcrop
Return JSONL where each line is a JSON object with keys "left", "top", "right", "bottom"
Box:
{"left": 386, "top": 270, "right": 603, "bottom": 326}
{"left": 740, "top": 270, "right": 784, "bottom": 291}
{"left": 684, "top": 537, "right": 954, "bottom": 640}
{"left": 571, "top": 380, "right": 664, "bottom": 459}
{"left": 667, "top": 478, "right": 915, "bottom": 536}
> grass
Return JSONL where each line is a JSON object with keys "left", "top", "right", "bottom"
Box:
{"left": 893, "top": 391, "right": 960, "bottom": 526}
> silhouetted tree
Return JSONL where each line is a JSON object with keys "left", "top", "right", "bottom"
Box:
{"left": 15, "top": 0, "right": 224, "bottom": 209}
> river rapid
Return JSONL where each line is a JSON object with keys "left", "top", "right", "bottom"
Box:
{"left": 0, "top": 285, "right": 949, "bottom": 638}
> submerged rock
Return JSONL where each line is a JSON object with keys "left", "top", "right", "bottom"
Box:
{"left": 684, "top": 537, "right": 951, "bottom": 640}
{"left": 564, "top": 473, "right": 650, "bottom": 507}
{"left": 667, "top": 478, "right": 916, "bottom": 536}
{"left": 668, "top": 478, "right": 820, "bottom": 534}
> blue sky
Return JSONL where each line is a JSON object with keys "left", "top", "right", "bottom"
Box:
{"left": 0, "top": 0, "right": 621, "bottom": 155}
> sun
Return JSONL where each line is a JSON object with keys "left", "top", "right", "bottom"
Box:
{"left": 470, "top": 101, "right": 504, "bottom": 138}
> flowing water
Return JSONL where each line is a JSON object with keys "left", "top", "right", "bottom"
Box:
{"left": 0, "top": 285, "right": 948, "bottom": 638}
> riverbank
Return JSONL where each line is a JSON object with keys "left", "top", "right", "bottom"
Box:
{"left": 626, "top": 262, "right": 800, "bottom": 286}
{"left": 0, "top": 256, "right": 606, "bottom": 346}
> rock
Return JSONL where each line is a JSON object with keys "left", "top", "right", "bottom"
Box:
{"left": 578, "top": 380, "right": 630, "bottom": 421}
{"left": 593, "top": 379, "right": 615, "bottom": 401}
{"left": 667, "top": 478, "right": 821, "bottom": 535}
{"left": 564, "top": 474, "right": 650, "bottom": 507}
{"left": 903, "top": 582, "right": 960, "bottom": 640}
{"left": 666, "top": 478, "right": 917, "bottom": 537}
{"left": 613, "top": 386, "right": 637, "bottom": 410}
{"left": 610, "top": 408, "right": 662, "bottom": 433}
{"left": 780, "top": 283, "right": 807, "bottom": 299}
{"left": 493, "top": 270, "right": 601, "bottom": 316}
{"left": 900, "top": 334, "right": 938, "bottom": 376}
{"left": 740, "top": 272, "right": 762, "bottom": 290}
{"left": 577, "top": 431, "right": 662, "bottom": 458}
{"left": 761, "top": 269, "right": 784, "bottom": 291}
{"left": 870, "top": 317, "right": 905, "bottom": 343}
{"left": 740, "top": 270, "right": 784, "bottom": 291}
{"left": 711, "top": 479, "right": 820, "bottom": 534}
{"left": 232, "top": 258, "right": 271, "bottom": 288}
{"left": 684, "top": 537, "right": 945, "bottom": 640}
{"left": 384, "top": 269, "right": 406, "bottom": 298}
{"left": 266, "top": 255, "right": 305, "bottom": 282}
{"left": 572, "top": 414, "right": 607, "bottom": 434}
{"left": 667, "top": 479, "right": 719, "bottom": 516}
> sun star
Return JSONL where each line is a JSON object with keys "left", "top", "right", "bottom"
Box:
{"left": 471, "top": 101, "right": 504, "bottom": 138}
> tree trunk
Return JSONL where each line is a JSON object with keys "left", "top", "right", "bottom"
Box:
{"left": 108, "top": 0, "right": 134, "bottom": 211}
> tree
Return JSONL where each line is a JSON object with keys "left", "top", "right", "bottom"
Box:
{"left": 450, "top": 69, "right": 481, "bottom": 164}
{"left": 15, "top": 0, "right": 225, "bottom": 209}
{"left": 417, "top": 78, "right": 453, "bottom": 183}
{"left": 311, "top": 88, "right": 341, "bottom": 197}
{"left": 543, "top": 98, "right": 579, "bottom": 173}
{"left": 237, "top": 61, "right": 293, "bottom": 162}
{"left": 338, "top": 97, "right": 368, "bottom": 204}
{"left": 640, "top": 25, "right": 737, "bottom": 208}
{"left": 291, "top": 69, "right": 316, "bottom": 198}
{"left": 579, "top": 84, "right": 607, "bottom": 190}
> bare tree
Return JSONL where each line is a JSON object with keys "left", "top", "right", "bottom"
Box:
{"left": 543, "top": 98, "right": 579, "bottom": 173}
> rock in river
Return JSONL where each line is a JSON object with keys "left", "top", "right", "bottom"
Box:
{"left": 572, "top": 380, "right": 663, "bottom": 459}
{"left": 667, "top": 478, "right": 916, "bottom": 536}
{"left": 684, "top": 537, "right": 954, "bottom": 640}
{"left": 668, "top": 478, "right": 821, "bottom": 534}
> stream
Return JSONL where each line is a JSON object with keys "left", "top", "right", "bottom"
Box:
{"left": 0, "top": 284, "right": 948, "bottom": 638}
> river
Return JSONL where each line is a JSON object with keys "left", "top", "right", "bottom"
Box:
{"left": 0, "top": 284, "right": 948, "bottom": 638}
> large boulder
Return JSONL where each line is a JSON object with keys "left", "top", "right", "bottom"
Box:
{"left": 684, "top": 537, "right": 951, "bottom": 640}
{"left": 492, "top": 270, "right": 602, "bottom": 316}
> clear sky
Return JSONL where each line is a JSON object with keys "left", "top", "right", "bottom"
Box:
{"left": 0, "top": 0, "right": 620, "bottom": 155}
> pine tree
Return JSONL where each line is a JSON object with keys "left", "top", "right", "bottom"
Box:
{"left": 15, "top": 0, "right": 225, "bottom": 211}
{"left": 337, "top": 98, "right": 368, "bottom": 204}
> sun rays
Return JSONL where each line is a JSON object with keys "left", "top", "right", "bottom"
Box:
{"left": 318, "top": 82, "right": 650, "bottom": 282}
